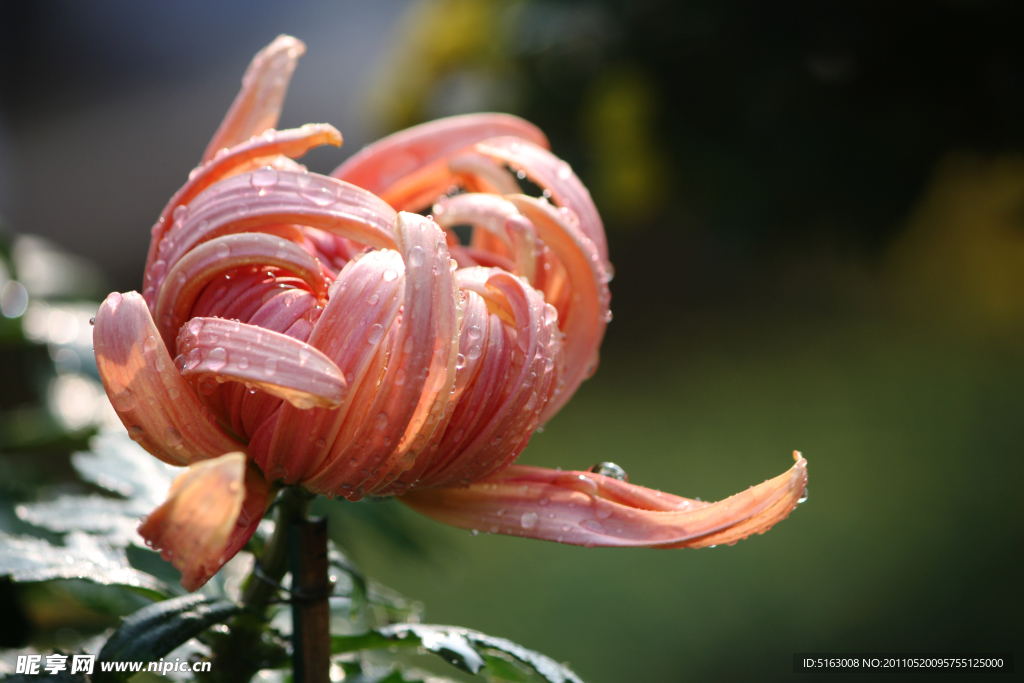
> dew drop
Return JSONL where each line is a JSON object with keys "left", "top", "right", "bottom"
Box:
{"left": 382, "top": 268, "right": 399, "bottom": 282}
{"left": 588, "top": 461, "right": 628, "bottom": 482}
{"left": 407, "top": 245, "right": 425, "bottom": 267}
{"left": 366, "top": 323, "right": 385, "bottom": 344}
{"left": 207, "top": 347, "right": 228, "bottom": 372}
{"left": 237, "top": 356, "right": 250, "bottom": 370}
{"left": 520, "top": 511, "right": 539, "bottom": 529}
{"left": 128, "top": 425, "right": 145, "bottom": 441}
{"left": 580, "top": 519, "right": 605, "bottom": 533}
{"left": 456, "top": 353, "right": 466, "bottom": 370}
{"left": 164, "top": 426, "right": 183, "bottom": 448}
{"left": 798, "top": 488, "right": 809, "bottom": 504}
{"left": 315, "top": 438, "right": 326, "bottom": 450}
{"left": 367, "top": 293, "right": 380, "bottom": 305}
{"left": 250, "top": 166, "right": 279, "bottom": 191}
{"left": 374, "top": 412, "right": 389, "bottom": 430}
{"left": 215, "top": 242, "right": 230, "bottom": 259}
{"left": 264, "top": 357, "right": 278, "bottom": 376}
{"left": 143, "top": 335, "right": 159, "bottom": 352}
{"left": 466, "top": 345, "right": 482, "bottom": 360}
{"left": 466, "top": 325, "right": 482, "bottom": 340}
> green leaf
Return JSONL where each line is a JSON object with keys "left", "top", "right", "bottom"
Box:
{"left": 96, "top": 594, "right": 240, "bottom": 683}
{"left": 14, "top": 432, "right": 178, "bottom": 549}
{"left": 330, "top": 624, "right": 585, "bottom": 683}
{"left": 0, "top": 531, "right": 169, "bottom": 599}
{"left": 15, "top": 495, "right": 146, "bottom": 547}
{"left": 71, "top": 432, "right": 177, "bottom": 506}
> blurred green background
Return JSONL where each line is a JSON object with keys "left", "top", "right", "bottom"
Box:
{"left": 1, "top": 1, "right": 1022, "bottom": 681}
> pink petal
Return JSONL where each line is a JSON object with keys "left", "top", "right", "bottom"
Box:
{"left": 259, "top": 250, "right": 407, "bottom": 483}
{"left": 507, "top": 196, "right": 610, "bottom": 421}
{"left": 176, "top": 317, "right": 345, "bottom": 410}
{"left": 401, "top": 454, "right": 809, "bottom": 548}
{"left": 149, "top": 170, "right": 397, "bottom": 300}
{"left": 331, "top": 114, "right": 548, "bottom": 210}
{"left": 475, "top": 137, "right": 609, "bottom": 266}
{"left": 415, "top": 268, "right": 561, "bottom": 487}
{"left": 304, "top": 213, "right": 460, "bottom": 497}
{"left": 153, "top": 233, "right": 329, "bottom": 347}
{"left": 93, "top": 292, "right": 245, "bottom": 466}
{"left": 145, "top": 123, "right": 342, "bottom": 307}
{"left": 432, "top": 194, "right": 539, "bottom": 283}
{"left": 202, "top": 35, "right": 307, "bottom": 162}
{"left": 138, "top": 453, "right": 249, "bottom": 591}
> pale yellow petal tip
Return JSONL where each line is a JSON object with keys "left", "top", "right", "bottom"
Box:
{"left": 138, "top": 452, "right": 247, "bottom": 591}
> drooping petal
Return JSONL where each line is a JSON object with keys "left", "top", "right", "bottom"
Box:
{"left": 93, "top": 291, "right": 245, "bottom": 466}
{"left": 401, "top": 454, "right": 808, "bottom": 548}
{"left": 176, "top": 317, "right": 345, "bottom": 410}
{"left": 138, "top": 452, "right": 248, "bottom": 591}
{"left": 202, "top": 35, "right": 307, "bottom": 162}
{"left": 507, "top": 195, "right": 610, "bottom": 421}
{"left": 154, "top": 233, "right": 329, "bottom": 347}
{"left": 331, "top": 114, "right": 549, "bottom": 211}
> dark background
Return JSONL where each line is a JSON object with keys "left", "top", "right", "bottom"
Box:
{"left": 1, "top": 1, "right": 1022, "bottom": 681}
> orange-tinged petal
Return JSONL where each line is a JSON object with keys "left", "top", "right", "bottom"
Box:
{"left": 332, "top": 114, "right": 549, "bottom": 204}
{"left": 93, "top": 291, "right": 245, "bottom": 466}
{"left": 138, "top": 452, "right": 250, "bottom": 591}
{"left": 260, "top": 249, "right": 407, "bottom": 483}
{"left": 401, "top": 454, "right": 808, "bottom": 548}
{"left": 176, "top": 317, "right": 345, "bottom": 410}
{"left": 305, "top": 213, "right": 460, "bottom": 497}
{"left": 507, "top": 195, "right": 610, "bottom": 421}
{"left": 202, "top": 35, "right": 306, "bottom": 162}
{"left": 475, "top": 137, "right": 608, "bottom": 266}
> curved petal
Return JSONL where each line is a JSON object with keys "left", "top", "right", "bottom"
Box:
{"left": 507, "top": 196, "right": 610, "bottom": 421}
{"left": 304, "top": 213, "right": 460, "bottom": 497}
{"left": 176, "top": 317, "right": 345, "bottom": 410}
{"left": 138, "top": 452, "right": 247, "bottom": 591}
{"left": 202, "top": 35, "right": 307, "bottom": 162}
{"left": 400, "top": 454, "right": 808, "bottom": 548}
{"left": 475, "top": 137, "right": 608, "bottom": 266}
{"left": 151, "top": 170, "right": 397, "bottom": 298}
{"left": 260, "top": 250, "right": 407, "bottom": 483}
{"left": 93, "top": 291, "right": 245, "bottom": 466}
{"left": 145, "top": 123, "right": 342, "bottom": 306}
{"left": 332, "top": 114, "right": 549, "bottom": 202}
{"left": 154, "top": 233, "right": 329, "bottom": 347}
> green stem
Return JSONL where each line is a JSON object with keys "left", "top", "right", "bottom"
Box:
{"left": 202, "top": 486, "right": 315, "bottom": 683}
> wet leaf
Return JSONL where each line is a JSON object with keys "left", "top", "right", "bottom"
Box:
{"left": 0, "top": 531, "right": 169, "bottom": 599}
{"left": 71, "top": 431, "right": 177, "bottom": 505}
{"left": 331, "top": 624, "right": 585, "bottom": 682}
{"left": 96, "top": 594, "right": 239, "bottom": 683}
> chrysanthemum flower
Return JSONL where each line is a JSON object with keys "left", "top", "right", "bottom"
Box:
{"left": 93, "top": 36, "right": 807, "bottom": 591}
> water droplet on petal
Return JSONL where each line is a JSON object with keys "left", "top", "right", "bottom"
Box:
{"left": 250, "top": 166, "right": 279, "bottom": 192}
{"left": 466, "top": 345, "right": 482, "bottom": 360}
{"left": 366, "top": 323, "right": 384, "bottom": 344}
{"left": 382, "top": 268, "right": 399, "bottom": 282}
{"left": 143, "top": 335, "right": 159, "bottom": 352}
{"left": 164, "top": 426, "right": 183, "bottom": 448}
{"left": 520, "top": 512, "right": 539, "bottom": 529}
{"left": 580, "top": 519, "right": 605, "bottom": 533}
{"left": 407, "top": 245, "right": 425, "bottom": 267}
{"left": 467, "top": 325, "right": 482, "bottom": 340}
{"left": 798, "top": 488, "right": 809, "bottom": 504}
{"left": 589, "top": 462, "right": 628, "bottom": 482}
{"left": 264, "top": 357, "right": 278, "bottom": 376}
{"left": 374, "top": 412, "right": 388, "bottom": 430}
{"left": 207, "top": 347, "right": 228, "bottom": 372}
{"left": 215, "top": 242, "right": 230, "bottom": 259}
